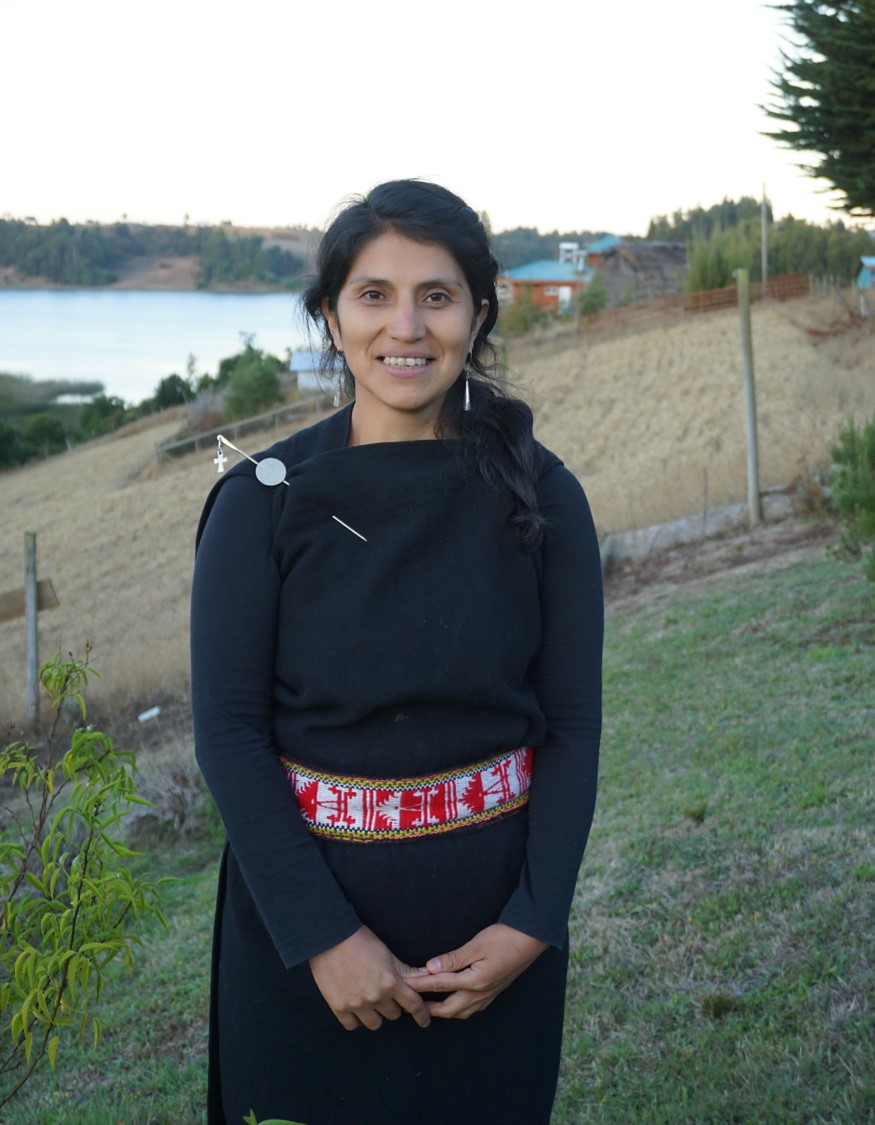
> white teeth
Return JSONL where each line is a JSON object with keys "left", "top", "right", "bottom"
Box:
{"left": 383, "top": 356, "right": 429, "bottom": 367}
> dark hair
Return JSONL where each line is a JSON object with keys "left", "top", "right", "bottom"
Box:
{"left": 302, "top": 180, "right": 545, "bottom": 547}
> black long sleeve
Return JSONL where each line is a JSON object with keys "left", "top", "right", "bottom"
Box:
{"left": 191, "top": 472, "right": 362, "bottom": 969}
{"left": 499, "top": 464, "right": 603, "bottom": 945}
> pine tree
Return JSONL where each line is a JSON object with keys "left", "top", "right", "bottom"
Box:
{"left": 765, "top": 1, "right": 875, "bottom": 216}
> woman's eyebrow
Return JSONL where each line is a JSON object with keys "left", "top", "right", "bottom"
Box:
{"left": 347, "top": 275, "right": 464, "bottom": 288}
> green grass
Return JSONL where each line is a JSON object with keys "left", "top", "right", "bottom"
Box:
{"left": 8, "top": 552, "right": 874, "bottom": 1123}
{"left": 556, "top": 555, "right": 874, "bottom": 1124}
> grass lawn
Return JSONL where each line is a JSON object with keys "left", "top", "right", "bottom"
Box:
{"left": 7, "top": 548, "right": 873, "bottom": 1123}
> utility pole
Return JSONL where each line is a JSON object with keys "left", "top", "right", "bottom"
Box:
{"left": 24, "top": 533, "right": 39, "bottom": 725}
{"left": 761, "top": 184, "right": 769, "bottom": 300}
{"left": 734, "top": 269, "right": 762, "bottom": 526}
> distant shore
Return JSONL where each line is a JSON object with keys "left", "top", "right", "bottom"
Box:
{"left": 0, "top": 257, "right": 305, "bottom": 293}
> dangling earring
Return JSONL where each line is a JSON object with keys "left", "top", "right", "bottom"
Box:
{"left": 463, "top": 354, "right": 473, "bottom": 412}
{"left": 333, "top": 351, "right": 344, "bottom": 408}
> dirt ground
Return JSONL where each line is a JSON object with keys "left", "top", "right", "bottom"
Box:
{"left": 602, "top": 514, "right": 837, "bottom": 616}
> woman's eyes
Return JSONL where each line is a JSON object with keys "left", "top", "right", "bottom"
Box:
{"left": 357, "top": 289, "right": 452, "bottom": 304}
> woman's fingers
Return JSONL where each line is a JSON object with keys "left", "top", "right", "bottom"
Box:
{"left": 309, "top": 926, "right": 431, "bottom": 1030}
{"left": 425, "top": 991, "right": 492, "bottom": 1020}
{"left": 409, "top": 924, "right": 550, "bottom": 1018}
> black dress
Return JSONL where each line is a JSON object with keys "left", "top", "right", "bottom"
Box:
{"left": 191, "top": 406, "right": 603, "bottom": 1125}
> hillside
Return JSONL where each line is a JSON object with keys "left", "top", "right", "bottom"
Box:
{"left": 0, "top": 224, "right": 319, "bottom": 292}
{"left": 1, "top": 292, "right": 873, "bottom": 726}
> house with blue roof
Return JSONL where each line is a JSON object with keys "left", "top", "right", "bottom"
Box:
{"left": 499, "top": 234, "right": 688, "bottom": 312}
{"left": 497, "top": 259, "right": 594, "bottom": 312}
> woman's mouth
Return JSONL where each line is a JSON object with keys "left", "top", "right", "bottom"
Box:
{"left": 381, "top": 356, "right": 431, "bottom": 368}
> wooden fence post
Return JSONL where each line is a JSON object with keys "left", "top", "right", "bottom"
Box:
{"left": 25, "top": 532, "right": 39, "bottom": 726}
{"left": 734, "top": 270, "right": 762, "bottom": 527}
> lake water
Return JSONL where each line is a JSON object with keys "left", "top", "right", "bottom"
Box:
{"left": 0, "top": 289, "right": 313, "bottom": 404}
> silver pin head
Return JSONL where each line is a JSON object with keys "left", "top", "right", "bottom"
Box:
{"left": 255, "top": 457, "right": 288, "bottom": 487}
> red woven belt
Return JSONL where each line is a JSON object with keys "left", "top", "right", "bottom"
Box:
{"left": 279, "top": 746, "right": 533, "bottom": 842}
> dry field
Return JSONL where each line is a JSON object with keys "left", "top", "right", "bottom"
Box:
{"left": 1, "top": 293, "right": 873, "bottom": 727}
{"left": 513, "top": 294, "right": 875, "bottom": 534}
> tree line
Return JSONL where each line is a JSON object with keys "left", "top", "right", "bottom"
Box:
{"left": 0, "top": 220, "right": 305, "bottom": 288}
{"left": 490, "top": 226, "right": 606, "bottom": 271}
{"left": 647, "top": 198, "right": 873, "bottom": 291}
{"left": 0, "top": 338, "right": 289, "bottom": 469}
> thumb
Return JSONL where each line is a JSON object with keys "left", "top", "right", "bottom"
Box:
{"left": 398, "top": 960, "right": 431, "bottom": 979}
{"left": 426, "top": 940, "right": 476, "bottom": 974}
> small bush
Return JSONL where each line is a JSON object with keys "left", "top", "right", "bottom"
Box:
{"left": 829, "top": 414, "right": 875, "bottom": 582}
{"left": 0, "top": 655, "right": 167, "bottom": 1110}
{"left": 579, "top": 274, "right": 609, "bottom": 317}
{"left": 223, "top": 343, "right": 284, "bottom": 421}
{"left": 497, "top": 291, "right": 544, "bottom": 337}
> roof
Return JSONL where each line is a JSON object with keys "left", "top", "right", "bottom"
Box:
{"left": 860, "top": 256, "right": 875, "bottom": 268}
{"left": 585, "top": 234, "right": 622, "bottom": 256}
{"left": 500, "top": 260, "right": 592, "bottom": 283}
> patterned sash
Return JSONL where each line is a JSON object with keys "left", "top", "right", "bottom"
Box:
{"left": 279, "top": 746, "right": 533, "bottom": 842}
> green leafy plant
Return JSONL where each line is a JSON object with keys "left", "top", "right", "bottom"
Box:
{"left": 0, "top": 654, "right": 167, "bottom": 1109}
{"left": 579, "top": 274, "right": 609, "bottom": 317}
{"left": 829, "top": 413, "right": 875, "bottom": 582}
{"left": 222, "top": 338, "right": 284, "bottom": 421}
{"left": 497, "top": 289, "right": 544, "bottom": 336}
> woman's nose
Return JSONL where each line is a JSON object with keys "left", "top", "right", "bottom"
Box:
{"left": 388, "top": 298, "right": 424, "bottom": 340}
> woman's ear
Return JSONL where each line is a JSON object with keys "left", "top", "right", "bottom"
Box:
{"left": 322, "top": 297, "right": 343, "bottom": 352}
{"left": 470, "top": 298, "right": 490, "bottom": 350}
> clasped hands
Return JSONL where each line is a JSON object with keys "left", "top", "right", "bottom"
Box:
{"left": 309, "top": 923, "right": 548, "bottom": 1031}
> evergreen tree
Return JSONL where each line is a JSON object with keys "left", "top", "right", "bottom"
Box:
{"left": 765, "top": 1, "right": 875, "bottom": 216}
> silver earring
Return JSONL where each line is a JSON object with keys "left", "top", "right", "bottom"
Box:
{"left": 334, "top": 353, "right": 345, "bottom": 408}
{"left": 463, "top": 355, "right": 473, "bottom": 412}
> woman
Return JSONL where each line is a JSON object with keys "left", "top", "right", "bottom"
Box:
{"left": 191, "top": 180, "right": 603, "bottom": 1125}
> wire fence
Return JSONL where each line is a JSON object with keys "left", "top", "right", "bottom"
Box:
{"left": 153, "top": 394, "right": 327, "bottom": 464}
{"left": 576, "top": 273, "right": 811, "bottom": 339}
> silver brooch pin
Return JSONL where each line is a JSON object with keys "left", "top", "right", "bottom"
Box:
{"left": 215, "top": 434, "right": 289, "bottom": 487}
{"left": 213, "top": 435, "right": 368, "bottom": 542}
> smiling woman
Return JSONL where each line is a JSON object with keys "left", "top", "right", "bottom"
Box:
{"left": 191, "top": 180, "right": 603, "bottom": 1125}
{"left": 321, "top": 232, "right": 488, "bottom": 443}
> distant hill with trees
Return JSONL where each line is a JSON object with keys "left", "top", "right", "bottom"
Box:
{"left": 0, "top": 219, "right": 310, "bottom": 290}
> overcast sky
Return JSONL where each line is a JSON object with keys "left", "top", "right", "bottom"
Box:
{"left": 3, "top": 0, "right": 854, "bottom": 237}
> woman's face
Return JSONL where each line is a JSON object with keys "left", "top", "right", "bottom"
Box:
{"left": 323, "top": 230, "right": 488, "bottom": 438}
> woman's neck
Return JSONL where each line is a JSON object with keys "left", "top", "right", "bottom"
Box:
{"left": 347, "top": 402, "right": 447, "bottom": 446}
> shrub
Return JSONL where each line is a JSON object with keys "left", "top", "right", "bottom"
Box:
{"left": 829, "top": 413, "right": 875, "bottom": 582}
{"left": 497, "top": 290, "right": 544, "bottom": 337}
{"left": 579, "top": 274, "right": 609, "bottom": 317}
{"left": 22, "top": 413, "right": 68, "bottom": 458}
{"left": 0, "top": 655, "right": 167, "bottom": 1110}
{"left": 224, "top": 343, "right": 284, "bottom": 421}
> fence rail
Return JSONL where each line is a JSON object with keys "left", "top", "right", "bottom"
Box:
{"left": 577, "top": 273, "right": 810, "bottom": 338}
{"left": 153, "top": 394, "right": 327, "bottom": 464}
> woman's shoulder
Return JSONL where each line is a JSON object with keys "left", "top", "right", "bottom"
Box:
{"left": 194, "top": 407, "right": 352, "bottom": 549}
{"left": 534, "top": 442, "right": 577, "bottom": 493}
{"left": 533, "top": 442, "right": 595, "bottom": 523}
